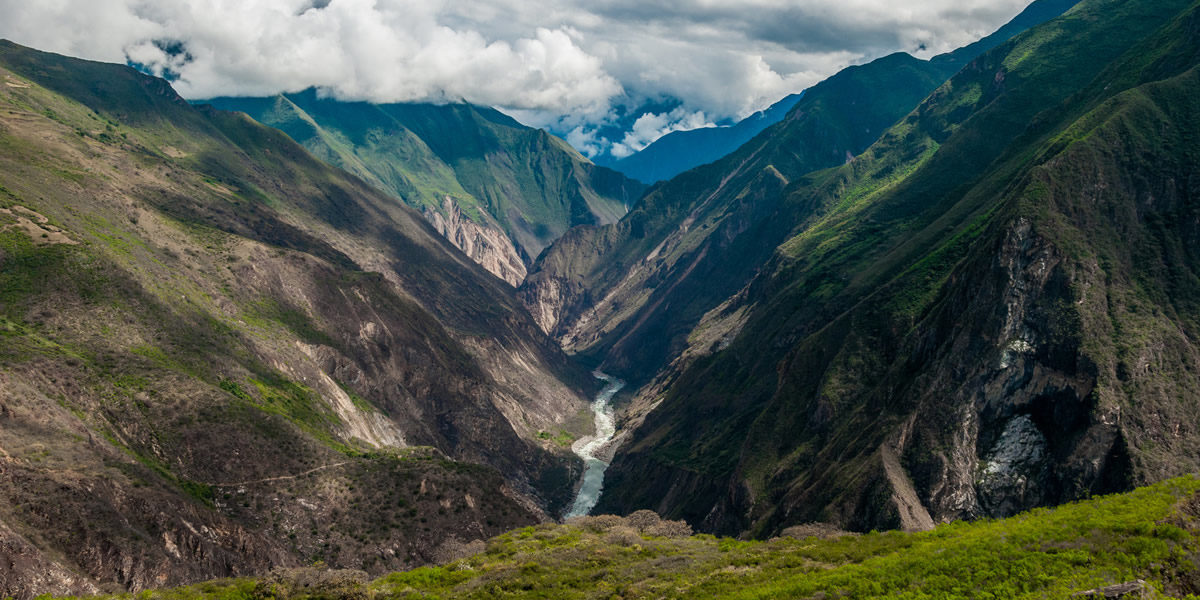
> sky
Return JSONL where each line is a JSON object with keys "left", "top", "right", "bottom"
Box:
{"left": 0, "top": 0, "right": 1035, "bottom": 159}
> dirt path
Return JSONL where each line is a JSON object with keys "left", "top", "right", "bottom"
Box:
{"left": 206, "top": 461, "right": 351, "bottom": 487}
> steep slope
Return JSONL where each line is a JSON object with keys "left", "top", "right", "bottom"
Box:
{"left": 930, "top": 0, "right": 1081, "bottom": 68}
{"left": 0, "top": 41, "right": 594, "bottom": 597}
{"left": 599, "top": 0, "right": 1200, "bottom": 537}
{"left": 601, "top": 93, "right": 804, "bottom": 184}
{"left": 521, "top": 56, "right": 956, "bottom": 381}
{"left": 520, "top": 0, "right": 1080, "bottom": 386}
{"left": 205, "top": 92, "right": 644, "bottom": 285}
{"left": 59, "top": 476, "right": 1200, "bottom": 599}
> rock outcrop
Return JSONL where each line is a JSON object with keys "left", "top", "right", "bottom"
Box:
{"left": 426, "top": 197, "right": 526, "bottom": 286}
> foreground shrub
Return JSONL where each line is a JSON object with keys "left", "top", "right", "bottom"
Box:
{"left": 251, "top": 566, "right": 370, "bottom": 600}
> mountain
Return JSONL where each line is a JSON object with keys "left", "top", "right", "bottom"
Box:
{"left": 0, "top": 40, "right": 596, "bottom": 597}
{"left": 599, "top": 93, "right": 804, "bottom": 184}
{"left": 930, "top": 0, "right": 1083, "bottom": 68}
{"left": 203, "top": 92, "right": 644, "bottom": 285}
{"left": 520, "top": 3, "right": 1070, "bottom": 385}
{"left": 592, "top": 0, "right": 1082, "bottom": 187}
{"left": 58, "top": 475, "right": 1200, "bottom": 599}
{"left": 592, "top": 0, "right": 1200, "bottom": 536}
{"left": 521, "top": 51, "right": 954, "bottom": 376}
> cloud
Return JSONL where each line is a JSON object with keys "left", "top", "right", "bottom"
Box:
{"left": 442, "top": 0, "right": 1034, "bottom": 121}
{"left": 0, "top": 0, "right": 621, "bottom": 119}
{"left": 609, "top": 108, "right": 714, "bottom": 158}
{"left": 566, "top": 126, "right": 605, "bottom": 158}
{"left": 0, "top": 0, "right": 1037, "bottom": 156}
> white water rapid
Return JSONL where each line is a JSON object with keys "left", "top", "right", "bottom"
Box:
{"left": 564, "top": 372, "right": 625, "bottom": 519}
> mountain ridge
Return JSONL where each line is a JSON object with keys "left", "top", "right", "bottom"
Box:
{"left": 204, "top": 91, "right": 644, "bottom": 285}
{"left": 596, "top": 0, "right": 1200, "bottom": 537}
{"left": 597, "top": 92, "right": 804, "bottom": 184}
{"left": 593, "top": 0, "right": 1084, "bottom": 187}
{"left": 0, "top": 39, "right": 594, "bottom": 597}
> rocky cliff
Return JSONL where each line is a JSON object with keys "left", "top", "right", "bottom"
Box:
{"left": 425, "top": 197, "right": 527, "bottom": 286}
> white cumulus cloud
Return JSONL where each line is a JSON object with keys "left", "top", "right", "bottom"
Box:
{"left": 609, "top": 108, "right": 715, "bottom": 158}
{"left": 0, "top": 0, "right": 1039, "bottom": 156}
{"left": 0, "top": 0, "right": 621, "bottom": 119}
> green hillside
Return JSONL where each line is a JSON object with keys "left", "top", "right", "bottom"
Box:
{"left": 205, "top": 91, "right": 643, "bottom": 277}
{"left": 599, "top": 0, "right": 1200, "bottom": 537}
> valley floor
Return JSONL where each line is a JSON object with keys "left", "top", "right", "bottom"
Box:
{"left": 49, "top": 475, "right": 1200, "bottom": 599}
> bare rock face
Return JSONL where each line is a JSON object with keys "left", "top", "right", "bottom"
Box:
{"left": 426, "top": 197, "right": 527, "bottom": 286}
{"left": 520, "top": 270, "right": 569, "bottom": 335}
{"left": 977, "top": 415, "right": 1047, "bottom": 515}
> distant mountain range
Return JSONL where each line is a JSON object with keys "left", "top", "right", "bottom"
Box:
{"left": 594, "top": 93, "right": 804, "bottom": 184}
{"left": 598, "top": 0, "right": 1083, "bottom": 185}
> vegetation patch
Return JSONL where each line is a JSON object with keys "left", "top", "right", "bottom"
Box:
{"left": 535, "top": 430, "right": 576, "bottom": 448}
{"left": 43, "top": 477, "right": 1200, "bottom": 599}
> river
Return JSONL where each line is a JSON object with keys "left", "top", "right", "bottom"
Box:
{"left": 563, "top": 372, "right": 625, "bottom": 519}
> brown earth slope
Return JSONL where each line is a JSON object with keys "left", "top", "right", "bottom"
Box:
{"left": 0, "top": 41, "right": 593, "bottom": 598}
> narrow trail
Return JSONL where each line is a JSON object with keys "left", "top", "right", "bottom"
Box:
{"left": 205, "top": 461, "right": 352, "bottom": 488}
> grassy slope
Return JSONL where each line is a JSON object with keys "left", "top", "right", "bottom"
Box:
{"left": 601, "top": 0, "right": 1200, "bottom": 535}
{"left": 57, "top": 475, "right": 1200, "bottom": 599}
{"left": 204, "top": 92, "right": 642, "bottom": 263}
{"left": 0, "top": 41, "right": 590, "bottom": 595}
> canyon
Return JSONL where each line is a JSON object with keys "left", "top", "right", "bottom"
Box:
{"left": 2, "top": 0, "right": 1200, "bottom": 596}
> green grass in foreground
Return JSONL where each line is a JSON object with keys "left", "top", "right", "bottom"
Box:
{"left": 42, "top": 475, "right": 1200, "bottom": 599}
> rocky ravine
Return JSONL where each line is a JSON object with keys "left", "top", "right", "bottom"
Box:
{"left": 425, "top": 197, "right": 527, "bottom": 286}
